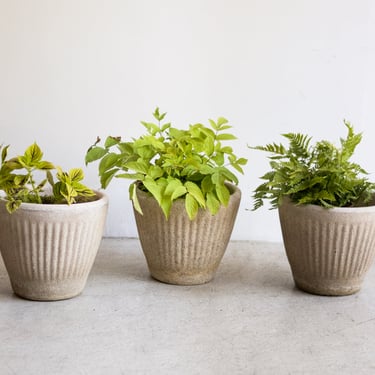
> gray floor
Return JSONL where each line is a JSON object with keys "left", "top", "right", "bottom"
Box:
{"left": 1, "top": 239, "right": 375, "bottom": 375}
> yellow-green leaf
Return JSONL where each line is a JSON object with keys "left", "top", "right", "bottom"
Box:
{"left": 215, "top": 183, "right": 230, "bottom": 206}
{"left": 171, "top": 185, "right": 187, "bottom": 200}
{"left": 130, "top": 183, "right": 143, "bottom": 215}
{"left": 206, "top": 191, "right": 221, "bottom": 215}
{"left": 185, "top": 193, "right": 198, "bottom": 220}
{"left": 25, "top": 143, "right": 43, "bottom": 164}
{"left": 184, "top": 181, "right": 205, "bottom": 207}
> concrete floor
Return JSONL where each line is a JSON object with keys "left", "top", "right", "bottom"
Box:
{"left": 1, "top": 239, "right": 375, "bottom": 375}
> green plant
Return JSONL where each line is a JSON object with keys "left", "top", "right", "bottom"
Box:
{"left": 85, "top": 108, "right": 247, "bottom": 220}
{"left": 251, "top": 120, "right": 375, "bottom": 210}
{"left": 0, "top": 143, "right": 96, "bottom": 213}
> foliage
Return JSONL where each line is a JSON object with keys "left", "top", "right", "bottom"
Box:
{"left": 0, "top": 143, "right": 96, "bottom": 213}
{"left": 251, "top": 121, "right": 375, "bottom": 210}
{"left": 86, "top": 108, "right": 247, "bottom": 220}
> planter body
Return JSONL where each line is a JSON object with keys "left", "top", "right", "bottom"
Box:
{"left": 279, "top": 197, "right": 375, "bottom": 296}
{"left": 134, "top": 184, "right": 241, "bottom": 285}
{"left": 0, "top": 191, "right": 108, "bottom": 301}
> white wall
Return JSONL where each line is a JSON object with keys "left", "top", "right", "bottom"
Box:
{"left": 1, "top": 0, "right": 375, "bottom": 241}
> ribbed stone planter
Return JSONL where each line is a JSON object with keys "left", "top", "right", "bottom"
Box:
{"left": 133, "top": 184, "right": 241, "bottom": 285}
{"left": 279, "top": 197, "right": 375, "bottom": 296}
{"left": 0, "top": 191, "right": 108, "bottom": 301}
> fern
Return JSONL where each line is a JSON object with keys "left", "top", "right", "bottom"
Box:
{"left": 251, "top": 120, "right": 375, "bottom": 209}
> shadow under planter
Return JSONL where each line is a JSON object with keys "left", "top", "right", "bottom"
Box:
{"left": 0, "top": 191, "right": 108, "bottom": 301}
{"left": 134, "top": 184, "right": 241, "bottom": 285}
{"left": 279, "top": 197, "right": 375, "bottom": 296}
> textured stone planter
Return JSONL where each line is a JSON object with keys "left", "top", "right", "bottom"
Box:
{"left": 0, "top": 191, "right": 108, "bottom": 301}
{"left": 279, "top": 197, "right": 375, "bottom": 296}
{"left": 133, "top": 184, "right": 241, "bottom": 285}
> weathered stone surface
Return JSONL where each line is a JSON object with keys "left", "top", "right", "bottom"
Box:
{"left": 279, "top": 197, "right": 375, "bottom": 296}
{"left": 134, "top": 184, "right": 241, "bottom": 285}
{"left": 0, "top": 191, "right": 108, "bottom": 301}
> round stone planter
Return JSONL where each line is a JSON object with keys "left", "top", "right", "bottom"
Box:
{"left": 278, "top": 197, "right": 375, "bottom": 296}
{"left": 0, "top": 191, "right": 108, "bottom": 301}
{"left": 133, "top": 184, "right": 241, "bottom": 285}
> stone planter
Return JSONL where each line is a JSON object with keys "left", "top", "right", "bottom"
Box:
{"left": 133, "top": 184, "right": 241, "bottom": 285}
{"left": 278, "top": 197, "right": 375, "bottom": 296}
{"left": 0, "top": 191, "right": 108, "bottom": 301}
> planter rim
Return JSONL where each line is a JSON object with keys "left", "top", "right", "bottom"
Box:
{"left": 281, "top": 195, "right": 375, "bottom": 214}
{"left": 0, "top": 189, "right": 108, "bottom": 213}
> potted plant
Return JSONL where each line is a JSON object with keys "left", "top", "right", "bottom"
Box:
{"left": 251, "top": 121, "right": 375, "bottom": 296}
{"left": 0, "top": 143, "right": 108, "bottom": 301}
{"left": 86, "top": 108, "right": 247, "bottom": 285}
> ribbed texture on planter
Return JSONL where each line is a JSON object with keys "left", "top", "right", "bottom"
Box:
{"left": 0, "top": 191, "right": 108, "bottom": 301}
{"left": 279, "top": 197, "right": 375, "bottom": 296}
{"left": 134, "top": 184, "right": 241, "bottom": 285}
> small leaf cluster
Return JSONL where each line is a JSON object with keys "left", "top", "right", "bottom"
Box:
{"left": 251, "top": 121, "right": 375, "bottom": 210}
{"left": 0, "top": 143, "right": 95, "bottom": 213}
{"left": 86, "top": 108, "right": 247, "bottom": 220}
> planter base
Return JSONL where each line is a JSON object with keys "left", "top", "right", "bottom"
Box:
{"left": 10, "top": 279, "right": 88, "bottom": 301}
{"left": 149, "top": 269, "right": 215, "bottom": 286}
{"left": 293, "top": 277, "right": 362, "bottom": 296}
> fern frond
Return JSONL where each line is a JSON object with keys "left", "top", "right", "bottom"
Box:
{"left": 340, "top": 120, "right": 362, "bottom": 162}
{"left": 252, "top": 120, "right": 374, "bottom": 209}
{"left": 251, "top": 143, "right": 286, "bottom": 155}
{"left": 283, "top": 133, "right": 311, "bottom": 158}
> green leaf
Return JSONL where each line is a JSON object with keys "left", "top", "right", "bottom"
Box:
{"left": 212, "top": 152, "right": 224, "bottom": 166}
{"left": 116, "top": 172, "right": 144, "bottom": 180}
{"left": 100, "top": 168, "right": 120, "bottom": 188}
{"left": 206, "top": 191, "right": 221, "bottom": 215}
{"left": 125, "top": 160, "right": 149, "bottom": 174}
{"left": 105, "top": 136, "right": 121, "bottom": 148}
{"left": 171, "top": 185, "right": 187, "bottom": 200}
{"left": 98, "top": 153, "right": 120, "bottom": 175}
{"left": 204, "top": 137, "right": 214, "bottom": 156}
{"left": 185, "top": 193, "right": 199, "bottom": 220}
{"left": 230, "top": 162, "right": 244, "bottom": 174}
{"left": 142, "top": 177, "right": 163, "bottom": 205}
{"left": 153, "top": 107, "right": 167, "bottom": 122}
{"left": 36, "top": 161, "right": 55, "bottom": 170}
{"left": 25, "top": 143, "right": 43, "bottom": 165}
{"left": 14, "top": 174, "right": 27, "bottom": 186}
{"left": 217, "top": 117, "right": 228, "bottom": 126}
{"left": 215, "top": 183, "right": 230, "bottom": 206}
{"left": 149, "top": 165, "right": 164, "bottom": 179}
{"left": 129, "top": 183, "right": 143, "bottom": 214}
{"left": 208, "top": 119, "right": 218, "bottom": 130}
{"left": 161, "top": 123, "right": 171, "bottom": 132}
{"left": 220, "top": 146, "right": 233, "bottom": 154}
{"left": 141, "top": 121, "right": 160, "bottom": 135}
{"left": 201, "top": 175, "right": 214, "bottom": 193}
{"left": 46, "top": 170, "right": 54, "bottom": 186}
{"left": 216, "top": 133, "right": 237, "bottom": 141}
{"left": 69, "top": 168, "right": 84, "bottom": 182}
{"left": 184, "top": 181, "right": 205, "bottom": 207}
{"left": 1, "top": 145, "right": 9, "bottom": 163}
{"left": 164, "top": 178, "right": 183, "bottom": 196}
{"left": 6, "top": 199, "right": 22, "bottom": 213}
{"left": 85, "top": 147, "right": 107, "bottom": 164}
{"left": 6, "top": 158, "right": 23, "bottom": 170}
{"left": 160, "top": 195, "right": 173, "bottom": 219}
